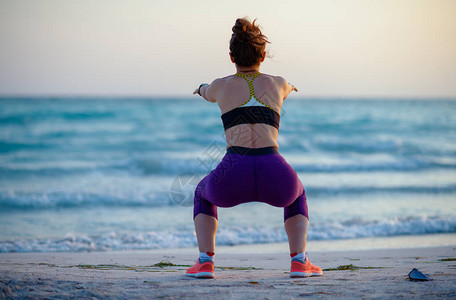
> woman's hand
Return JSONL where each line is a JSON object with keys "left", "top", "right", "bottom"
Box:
{"left": 290, "top": 83, "right": 298, "bottom": 92}
{"left": 194, "top": 83, "right": 209, "bottom": 96}
{"left": 194, "top": 81, "right": 217, "bottom": 103}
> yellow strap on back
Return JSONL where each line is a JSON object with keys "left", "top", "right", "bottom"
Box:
{"left": 235, "top": 72, "right": 272, "bottom": 109}
{"left": 235, "top": 72, "right": 260, "bottom": 99}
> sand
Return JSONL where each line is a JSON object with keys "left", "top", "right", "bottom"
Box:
{"left": 1, "top": 245, "right": 456, "bottom": 299}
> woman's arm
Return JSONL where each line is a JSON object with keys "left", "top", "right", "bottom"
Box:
{"left": 193, "top": 79, "right": 221, "bottom": 103}
{"left": 277, "top": 76, "right": 298, "bottom": 101}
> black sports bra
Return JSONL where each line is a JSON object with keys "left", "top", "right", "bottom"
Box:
{"left": 221, "top": 73, "right": 280, "bottom": 131}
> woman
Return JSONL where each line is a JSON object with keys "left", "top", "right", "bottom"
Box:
{"left": 187, "top": 18, "right": 322, "bottom": 279}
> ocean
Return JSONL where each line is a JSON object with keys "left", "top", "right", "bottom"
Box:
{"left": 0, "top": 97, "right": 455, "bottom": 252}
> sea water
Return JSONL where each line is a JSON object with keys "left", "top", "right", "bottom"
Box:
{"left": 0, "top": 97, "right": 455, "bottom": 252}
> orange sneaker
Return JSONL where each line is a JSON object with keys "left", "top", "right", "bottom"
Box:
{"left": 290, "top": 257, "right": 323, "bottom": 278}
{"left": 186, "top": 259, "right": 214, "bottom": 279}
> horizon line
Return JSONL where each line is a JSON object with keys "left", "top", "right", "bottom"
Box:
{"left": 1, "top": 94, "right": 456, "bottom": 101}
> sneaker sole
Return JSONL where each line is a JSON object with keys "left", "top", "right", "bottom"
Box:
{"left": 186, "top": 272, "right": 214, "bottom": 278}
{"left": 290, "top": 271, "right": 323, "bottom": 278}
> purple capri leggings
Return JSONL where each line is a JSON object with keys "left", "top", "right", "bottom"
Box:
{"left": 193, "top": 147, "right": 308, "bottom": 222}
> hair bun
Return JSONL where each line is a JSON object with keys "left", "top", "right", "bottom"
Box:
{"left": 230, "top": 17, "right": 270, "bottom": 67}
{"left": 232, "top": 18, "right": 254, "bottom": 43}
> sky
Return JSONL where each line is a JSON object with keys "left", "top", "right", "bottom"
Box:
{"left": 0, "top": 0, "right": 455, "bottom": 98}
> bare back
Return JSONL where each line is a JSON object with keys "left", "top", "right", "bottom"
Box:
{"left": 208, "top": 73, "right": 290, "bottom": 149}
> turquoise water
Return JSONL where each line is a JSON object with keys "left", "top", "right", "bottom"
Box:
{"left": 0, "top": 97, "right": 455, "bottom": 252}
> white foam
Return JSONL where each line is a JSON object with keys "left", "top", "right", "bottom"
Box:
{"left": 1, "top": 215, "right": 454, "bottom": 253}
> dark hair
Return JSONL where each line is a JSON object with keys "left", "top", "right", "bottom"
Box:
{"left": 230, "top": 18, "right": 270, "bottom": 68}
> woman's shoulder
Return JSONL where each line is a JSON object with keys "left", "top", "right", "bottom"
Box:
{"left": 212, "top": 73, "right": 287, "bottom": 90}
{"left": 258, "top": 74, "right": 289, "bottom": 92}
{"left": 260, "top": 73, "right": 288, "bottom": 85}
{"left": 210, "top": 74, "right": 237, "bottom": 86}
{"left": 214, "top": 72, "right": 285, "bottom": 81}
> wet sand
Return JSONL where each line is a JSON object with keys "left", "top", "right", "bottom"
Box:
{"left": 1, "top": 246, "right": 456, "bottom": 299}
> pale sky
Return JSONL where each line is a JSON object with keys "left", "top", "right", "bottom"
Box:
{"left": 0, "top": 0, "right": 455, "bottom": 98}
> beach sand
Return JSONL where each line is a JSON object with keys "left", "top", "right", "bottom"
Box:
{"left": 1, "top": 244, "right": 456, "bottom": 299}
